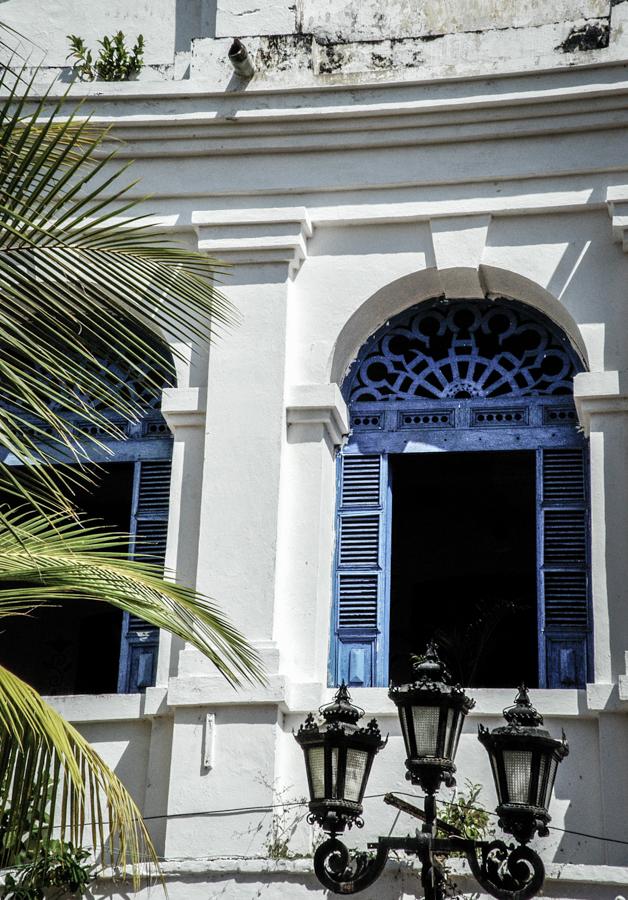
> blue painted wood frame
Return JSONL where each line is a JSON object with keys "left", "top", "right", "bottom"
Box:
{"left": 330, "top": 298, "right": 591, "bottom": 689}
{"left": 117, "top": 457, "right": 172, "bottom": 694}
{"left": 330, "top": 452, "right": 391, "bottom": 687}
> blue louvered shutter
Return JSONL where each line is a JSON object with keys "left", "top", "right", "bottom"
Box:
{"left": 118, "top": 459, "right": 172, "bottom": 693}
{"left": 538, "top": 448, "right": 590, "bottom": 689}
{"left": 330, "top": 453, "right": 389, "bottom": 687}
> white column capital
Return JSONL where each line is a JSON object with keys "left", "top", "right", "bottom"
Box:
{"left": 574, "top": 371, "right": 628, "bottom": 435}
{"left": 193, "top": 207, "right": 312, "bottom": 277}
{"left": 606, "top": 186, "right": 628, "bottom": 251}
{"left": 286, "top": 383, "right": 349, "bottom": 446}
{"left": 161, "top": 386, "right": 207, "bottom": 430}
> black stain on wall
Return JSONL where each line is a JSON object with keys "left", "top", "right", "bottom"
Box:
{"left": 558, "top": 21, "right": 610, "bottom": 52}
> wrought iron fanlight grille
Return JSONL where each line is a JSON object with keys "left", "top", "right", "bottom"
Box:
{"left": 346, "top": 299, "right": 582, "bottom": 402}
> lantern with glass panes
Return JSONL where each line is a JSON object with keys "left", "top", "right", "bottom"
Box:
{"left": 478, "top": 684, "right": 569, "bottom": 845}
{"left": 294, "top": 683, "right": 386, "bottom": 834}
{"left": 295, "top": 643, "right": 569, "bottom": 900}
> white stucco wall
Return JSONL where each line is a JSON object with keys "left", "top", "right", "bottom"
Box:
{"left": 8, "top": 2, "right": 628, "bottom": 898}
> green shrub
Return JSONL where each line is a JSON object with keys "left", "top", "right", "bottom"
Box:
{"left": 2, "top": 841, "right": 93, "bottom": 899}
{"left": 67, "top": 32, "right": 144, "bottom": 81}
{"left": 438, "top": 780, "right": 492, "bottom": 843}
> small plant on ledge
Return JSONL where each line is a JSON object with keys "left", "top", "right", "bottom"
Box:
{"left": 67, "top": 32, "right": 144, "bottom": 81}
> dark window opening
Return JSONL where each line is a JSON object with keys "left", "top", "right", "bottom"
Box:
{"left": 0, "top": 463, "right": 134, "bottom": 695}
{"left": 389, "top": 451, "right": 537, "bottom": 688}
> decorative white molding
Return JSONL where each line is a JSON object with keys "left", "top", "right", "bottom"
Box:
{"left": 286, "top": 384, "right": 349, "bottom": 445}
{"left": 606, "top": 186, "right": 628, "bottom": 251}
{"left": 194, "top": 208, "right": 312, "bottom": 276}
{"left": 161, "top": 386, "right": 207, "bottom": 429}
{"left": 573, "top": 371, "right": 628, "bottom": 435}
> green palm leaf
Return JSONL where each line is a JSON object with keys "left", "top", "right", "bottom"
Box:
{"left": 0, "top": 45, "right": 263, "bottom": 887}
{"left": 0, "top": 63, "right": 235, "bottom": 512}
{"left": 0, "top": 664, "right": 157, "bottom": 884}
{"left": 0, "top": 509, "right": 263, "bottom": 687}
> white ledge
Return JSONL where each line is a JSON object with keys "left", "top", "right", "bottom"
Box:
{"left": 286, "top": 384, "right": 349, "bottom": 446}
{"left": 45, "top": 686, "right": 168, "bottom": 723}
{"left": 167, "top": 675, "right": 287, "bottom": 708}
{"left": 87, "top": 856, "right": 628, "bottom": 888}
{"left": 44, "top": 680, "right": 628, "bottom": 722}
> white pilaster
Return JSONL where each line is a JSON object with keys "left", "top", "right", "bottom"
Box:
{"left": 575, "top": 371, "right": 628, "bottom": 683}
{"left": 275, "top": 385, "right": 348, "bottom": 682}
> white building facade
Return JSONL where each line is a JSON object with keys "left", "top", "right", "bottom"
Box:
{"left": 7, "top": 1, "right": 628, "bottom": 897}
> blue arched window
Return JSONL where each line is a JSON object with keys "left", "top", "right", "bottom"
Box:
{"left": 331, "top": 298, "right": 590, "bottom": 690}
{"left": 0, "top": 347, "right": 173, "bottom": 695}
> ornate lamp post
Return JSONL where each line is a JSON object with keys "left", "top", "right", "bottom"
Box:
{"left": 295, "top": 643, "right": 569, "bottom": 899}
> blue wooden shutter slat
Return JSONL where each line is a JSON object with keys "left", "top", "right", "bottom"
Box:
{"left": 331, "top": 453, "right": 388, "bottom": 687}
{"left": 118, "top": 459, "right": 172, "bottom": 693}
{"left": 539, "top": 448, "right": 590, "bottom": 688}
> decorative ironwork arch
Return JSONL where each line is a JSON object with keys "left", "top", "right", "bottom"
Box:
{"left": 344, "top": 299, "right": 583, "bottom": 403}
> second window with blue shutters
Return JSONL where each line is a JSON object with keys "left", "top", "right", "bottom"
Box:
{"left": 330, "top": 299, "right": 591, "bottom": 690}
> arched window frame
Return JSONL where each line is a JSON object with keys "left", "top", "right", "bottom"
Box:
{"left": 330, "top": 298, "right": 591, "bottom": 690}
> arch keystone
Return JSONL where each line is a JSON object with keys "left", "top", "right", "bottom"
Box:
{"left": 429, "top": 215, "right": 491, "bottom": 299}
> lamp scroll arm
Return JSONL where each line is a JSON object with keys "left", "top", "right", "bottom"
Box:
{"left": 465, "top": 840, "right": 545, "bottom": 900}
{"left": 313, "top": 837, "right": 389, "bottom": 894}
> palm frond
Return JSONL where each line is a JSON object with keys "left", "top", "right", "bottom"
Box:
{"left": 0, "top": 664, "right": 157, "bottom": 884}
{"left": 0, "top": 509, "right": 264, "bottom": 687}
{"left": 0, "top": 64, "right": 236, "bottom": 512}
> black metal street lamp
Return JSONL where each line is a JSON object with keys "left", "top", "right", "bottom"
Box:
{"left": 295, "top": 643, "right": 569, "bottom": 900}
{"left": 294, "top": 683, "right": 386, "bottom": 835}
{"left": 478, "top": 684, "right": 569, "bottom": 845}
{"left": 389, "top": 642, "right": 475, "bottom": 795}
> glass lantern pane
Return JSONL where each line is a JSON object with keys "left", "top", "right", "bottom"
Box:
{"left": 489, "top": 752, "right": 502, "bottom": 804}
{"left": 451, "top": 709, "right": 465, "bottom": 760}
{"left": 344, "top": 748, "right": 369, "bottom": 802}
{"left": 535, "top": 754, "right": 549, "bottom": 807}
{"left": 400, "top": 709, "right": 411, "bottom": 755}
{"left": 331, "top": 747, "right": 339, "bottom": 799}
{"left": 444, "top": 707, "right": 455, "bottom": 757}
{"left": 308, "top": 746, "right": 325, "bottom": 799}
{"left": 412, "top": 706, "right": 440, "bottom": 757}
{"left": 503, "top": 749, "right": 533, "bottom": 804}
{"left": 542, "top": 756, "right": 559, "bottom": 809}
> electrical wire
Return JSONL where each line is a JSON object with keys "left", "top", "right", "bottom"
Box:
{"left": 391, "top": 791, "right": 628, "bottom": 847}
{"left": 43, "top": 791, "right": 628, "bottom": 848}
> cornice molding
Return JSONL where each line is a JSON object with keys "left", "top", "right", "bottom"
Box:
{"left": 99, "top": 86, "right": 628, "bottom": 160}
{"left": 194, "top": 208, "right": 312, "bottom": 276}
{"left": 573, "top": 371, "right": 628, "bottom": 434}
{"left": 286, "top": 384, "right": 349, "bottom": 446}
{"left": 31, "top": 63, "right": 628, "bottom": 157}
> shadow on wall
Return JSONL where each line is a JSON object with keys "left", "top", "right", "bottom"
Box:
{"left": 485, "top": 211, "right": 626, "bottom": 371}
{"left": 175, "top": 0, "right": 217, "bottom": 53}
